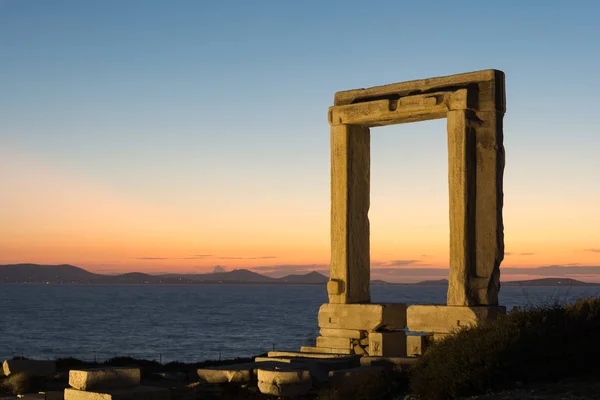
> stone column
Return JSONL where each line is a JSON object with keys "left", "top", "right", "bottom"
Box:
{"left": 329, "top": 124, "right": 371, "bottom": 304}
{"left": 446, "top": 110, "right": 505, "bottom": 306}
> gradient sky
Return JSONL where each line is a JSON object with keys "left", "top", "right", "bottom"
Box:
{"left": 1, "top": 0, "right": 599, "bottom": 282}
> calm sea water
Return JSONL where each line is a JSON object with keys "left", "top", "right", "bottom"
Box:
{"left": 1, "top": 284, "right": 599, "bottom": 363}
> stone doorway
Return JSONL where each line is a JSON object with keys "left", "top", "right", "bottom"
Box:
{"left": 303, "top": 70, "right": 508, "bottom": 357}
{"left": 327, "top": 69, "right": 506, "bottom": 307}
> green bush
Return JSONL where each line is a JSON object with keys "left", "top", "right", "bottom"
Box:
{"left": 410, "top": 298, "right": 600, "bottom": 400}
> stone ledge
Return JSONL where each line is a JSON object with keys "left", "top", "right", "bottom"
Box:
{"left": 318, "top": 303, "right": 407, "bottom": 331}
{"left": 268, "top": 351, "right": 357, "bottom": 359}
{"left": 300, "top": 346, "right": 353, "bottom": 355}
{"left": 319, "top": 328, "right": 366, "bottom": 339}
{"left": 407, "top": 305, "right": 506, "bottom": 334}
{"left": 316, "top": 336, "right": 353, "bottom": 350}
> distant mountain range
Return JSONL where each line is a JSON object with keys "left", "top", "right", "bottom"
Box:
{"left": 0, "top": 264, "right": 330, "bottom": 285}
{"left": 1, "top": 264, "right": 598, "bottom": 286}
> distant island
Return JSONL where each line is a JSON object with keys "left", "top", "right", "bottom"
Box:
{"left": 411, "top": 278, "right": 599, "bottom": 287}
{"left": 1, "top": 264, "right": 598, "bottom": 286}
{"left": 0, "top": 264, "right": 330, "bottom": 285}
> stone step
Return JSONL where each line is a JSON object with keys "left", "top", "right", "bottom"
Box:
{"left": 64, "top": 386, "right": 169, "bottom": 400}
{"left": 268, "top": 351, "right": 357, "bottom": 359}
{"left": 254, "top": 357, "right": 293, "bottom": 364}
{"left": 319, "top": 328, "right": 366, "bottom": 339}
{"left": 300, "top": 346, "right": 353, "bottom": 355}
{"left": 69, "top": 368, "right": 140, "bottom": 390}
{"left": 255, "top": 355, "right": 359, "bottom": 373}
{"left": 316, "top": 336, "right": 353, "bottom": 349}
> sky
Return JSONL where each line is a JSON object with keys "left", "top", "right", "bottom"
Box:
{"left": 1, "top": 0, "right": 599, "bottom": 282}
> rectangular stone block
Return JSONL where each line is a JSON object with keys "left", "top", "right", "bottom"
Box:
{"left": 267, "top": 351, "right": 356, "bottom": 359}
{"left": 319, "top": 328, "right": 366, "bottom": 339}
{"left": 69, "top": 368, "right": 140, "bottom": 390}
{"left": 2, "top": 360, "right": 56, "bottom": 377}
{"left": 300, "top": 346, "right": 353, "bottom": 355}
{"left": 406, "top": 334, "right": 433, "bottom": 356}
{"left": 316, "top": 336, "right": 353, "bottom": 350}
{"left": 407, "top": 305, "right": 505, "bottom": 334}
{"left": 318, "top": 303, "right": 407, "bottom": 331}
{"left": 329, "top": 90, "right": 468, "bottom": 127}
{"left": 197, "top": 363, "right": 256, "bottom": 383}
{"left": 368, "top": 331, "right": 406, "bottom": 357}
{"left": 64, "top": 386, "right": 169, "bottom": 400}
{"left": 334, "top": 69, "right": 504, "bottom": 112}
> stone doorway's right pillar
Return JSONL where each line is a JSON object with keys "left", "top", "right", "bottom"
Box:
{"left": 447, "top": 110, "right": 505, "bottom": 306}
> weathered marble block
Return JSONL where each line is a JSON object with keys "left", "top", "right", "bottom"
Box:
{"left": 69, "top": 368, "right": 140, "bottom": 390}
{"left": 406, "top": 334, "right": 434, "bottom": 356}
{"left": 318, "top": 303, "right": 407, "bottom": 331}
{"left": 316, "top": 336, "right": 353, "bottom": 350}
{"left": 407, "top": 305, "right": 505, "bottom": 334}
{"left": 300, "top": 346, "right": 353, "bottom": 355}
{"left": 197, "top": 364, "right": 255, "bottom": 383}
{"left": 368, "top": 331, "right": 407, "bottom": 357}
{"left": 319, "top": 328, "right": 366, "bottom": 339}
{"left": 257, "top": 367, "right": 312, "bottom": 397}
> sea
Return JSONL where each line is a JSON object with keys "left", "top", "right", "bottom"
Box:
{"left": 2, "top": 284, "right": 600, "bottom": 363}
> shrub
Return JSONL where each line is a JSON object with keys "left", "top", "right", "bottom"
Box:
{"left": 316, "top": 370, "right": 410, "bottom": 400}
{"left": 0, "top": 372, "right": 45, "bottom": 395}
{"left": 410, "top": 298, "right": 600, "bottom": 400}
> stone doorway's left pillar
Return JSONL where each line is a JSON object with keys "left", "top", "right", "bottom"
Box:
{"left": 328, "top": 124, "right": 371, "bottom": 304}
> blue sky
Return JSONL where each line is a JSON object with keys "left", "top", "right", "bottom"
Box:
{"left": 1, "top": 0, "right": 599, "bottom": 280}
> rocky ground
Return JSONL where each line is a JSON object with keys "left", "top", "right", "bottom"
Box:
{"left": 4, "top": 358, "right": 600, "bottom": 400}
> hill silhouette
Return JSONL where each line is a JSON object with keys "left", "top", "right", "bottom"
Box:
{"left": 2, "top": 264, "right": 598, "bottom": 286}
{"left": 0, "top": 264, "right": 321, "bottom": 284}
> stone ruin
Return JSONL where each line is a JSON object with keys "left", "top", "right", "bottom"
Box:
{"left": 194, "top": 69, "right": 509, "bottom": 396}
{"left": 0, "top": 70, "right": 508, "bottom": 399}
{"left": 301, "top": 68, "right": 508, "bottom": 356}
